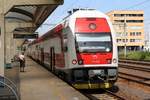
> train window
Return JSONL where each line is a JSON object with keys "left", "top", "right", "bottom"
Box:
{"left": 63, "top": 34, "right": 68, "bottom": 52}
{"left": 75, "top": 33, "right": 112, "bottom": 53}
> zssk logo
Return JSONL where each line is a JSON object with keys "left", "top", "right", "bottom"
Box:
{"left": 92, "top": 55, "right": 98, "bottom": 59}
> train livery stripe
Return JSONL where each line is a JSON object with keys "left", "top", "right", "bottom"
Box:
{"left": 77, "top": 53, "right": 112, "bottom": 64}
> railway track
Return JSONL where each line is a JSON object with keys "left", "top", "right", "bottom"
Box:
{"left": 81, "top": 89, "right": 125, "bottom": 100}
{"left": 119, "top": 59, "right": 150, "bottom": 86}
{"left": 119, "top": 72, "right": 150, "bottom": 87}
{"left": 119, "top": 59, "right": 150, "bottom": 66}
{"left": 80, "top": 59, "right": 150, "bottom": 100}
{"left": 119, "top": 60, "right": 150, "bottom": 73}
{"left": 119, "top": 63, "right": 150, "bottom": 72}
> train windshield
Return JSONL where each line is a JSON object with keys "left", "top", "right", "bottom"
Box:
{"left": 75, "top": 33, "right": 112, "bottom": 53}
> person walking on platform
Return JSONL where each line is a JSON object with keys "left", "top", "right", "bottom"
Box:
{"left": 19, "top": 52, "right": 25, "bottom": 72}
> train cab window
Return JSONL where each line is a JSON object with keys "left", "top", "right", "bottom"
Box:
{"left": 75, "top": 33, "right": 112, "bottom": 53}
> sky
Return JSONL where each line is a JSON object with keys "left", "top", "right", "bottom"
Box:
{"left": 36, "top": 0, "right": 150, "bottom": 37}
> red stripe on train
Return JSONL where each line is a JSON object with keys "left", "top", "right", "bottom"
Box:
{"left": 77, "top": 53, "right": 112, "bottom": 65}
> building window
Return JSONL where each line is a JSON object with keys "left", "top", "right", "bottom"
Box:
{"left": 133, "top": 32, "right": 135, "bottom": 36}
{"left": 130, "top": 32, "right": 136, "bottom": 36}
{"left": 126, "top": 14, "right": 143, "bottom": 17}
{"left": 135, "top": 39, "right": 142, "bottom": 42}
{"left": 130, "top": 32, "right": 132, "bottom": 36}
{"left": 130, "top": 39, "right": 142, "bottom": 42}
{"left": 130, "top": 39, "right": 132, "bottom": 42}
{"left": 114, "top": 14, "right": 143, "bottom": 17}
{"left": 114, "top": 20, "right": 143, "bottom": 23}
{"left": 136, "top": 32, "right": 141, "bottom": 36}
{"left": 114, "top": 20, "right": 125, "bottom": 23}
{"left": 130, "top": 39, "right": 135, "bottom": 42}
{"left": 117, "top": 39, "right": 121, "bottom": 43}
{"left": 130, "top": 32, "right": 133, "bottom": 36}
{"left": 114, "top": 14, "right": 125, "bottom": 17}
{"left": 130, "top": 32, "right": 142, "bottom": 36}
{"left": 122, "top": 39, "right": 125, "bottom": 42}
{"left": 126, "top": 20, "right": 143, "bottom": 23}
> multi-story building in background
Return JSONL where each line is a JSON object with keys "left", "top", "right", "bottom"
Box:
{"left": 107, "top": 10, "right": 144, "bottom": 51}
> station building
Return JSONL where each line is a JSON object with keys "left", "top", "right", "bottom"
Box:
{"left": 107, "top": 10, "right": 144, "bottom": 51}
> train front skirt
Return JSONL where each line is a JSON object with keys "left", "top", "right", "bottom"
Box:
{"left": 72, "top": 82, "right": 112, "bottom": 89}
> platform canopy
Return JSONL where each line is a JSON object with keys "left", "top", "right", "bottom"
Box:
{"left": 4, "top": 0, "right": 64, "bottom": 33}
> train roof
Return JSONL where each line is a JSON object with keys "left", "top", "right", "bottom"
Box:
{"left": 30, "top": 9, "right": 110, "bottom": 45}
{"left": 70, "top": 9, "right": 109, "bottom": 19}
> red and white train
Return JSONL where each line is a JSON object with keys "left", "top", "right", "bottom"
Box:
{"left": 27, "top": 9, "right": 118, "bottom": 89}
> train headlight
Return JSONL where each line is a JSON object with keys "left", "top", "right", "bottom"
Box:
{"left": 107, "top": 59, "right": 112, "bottom": 64}
{"left": 106, "top": 48, "right": 110, "bottom": 52}
{"left": 89, "top": 23, "right": 97, "bottom": 30}
{"left": 78, "top": 60, "right": 83, "bottom": 65}
{"left": 72, "top": 59, "right": 77, "bottom": 65}
{"left": 113, "top": 58, "right": 117, "bottom": 63}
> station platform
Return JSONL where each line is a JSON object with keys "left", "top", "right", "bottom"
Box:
{"left": 20, "top": 57, "right": 88, "bottom": 100}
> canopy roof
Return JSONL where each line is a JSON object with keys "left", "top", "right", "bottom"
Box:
{"left": 5, "top": 1, "right": 63, "bottom": 33}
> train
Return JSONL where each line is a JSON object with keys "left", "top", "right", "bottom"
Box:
{"left": 27, "top": 9, "right": 118, "bottom": 89}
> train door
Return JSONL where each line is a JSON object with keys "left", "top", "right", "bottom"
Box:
{"left": 50, "top": 47, "right": 55, "bottom": 72}
{"left": 41, "top": 48, "right": 44, "bottom": 64}
{"left": 63, "top": 34, "right": 68, "bottom": 67}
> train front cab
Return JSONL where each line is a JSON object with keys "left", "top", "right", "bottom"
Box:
{"left": 69, "top": 17, "right": 118, "bottom": 89}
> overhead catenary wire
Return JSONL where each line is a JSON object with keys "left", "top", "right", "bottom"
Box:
{"left": 36, "top": 0, "right": 80, "bottom": 35}
{"left": 125, "top": 0, "right": 150, "bottom": 10}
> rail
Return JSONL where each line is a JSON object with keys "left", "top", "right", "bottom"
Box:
{"left": 119, "top": 63, "right": 150, "bottom": 72}
{"left": 81, "top": 89, "right": 125, "bottom": 100}
{"left": 119, "top": 59, "right": 150, "bottom": 66}
{"left": 119, "top": 61, "right": 150, "bottom": 87}
{"left": 104, "top": 89, "right": 125, "bottom": 100}
{"left": 119, "top": 73, "right": 150, "bottom": 87}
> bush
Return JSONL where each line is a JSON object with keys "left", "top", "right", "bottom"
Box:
{"left": 119, "top": 51, "right": 150, "bottom": 61}
{"left": 144, "top": 52, "right": 150, "bottom": 61}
